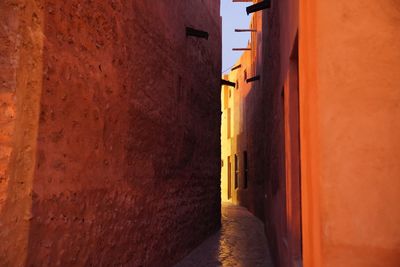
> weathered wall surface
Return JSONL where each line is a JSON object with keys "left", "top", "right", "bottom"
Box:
{"left": 0, "top": 1, "right": 221, "bottom": 266}
{"left": 0, "top": 1, "right": 18, "bottom": 217}
{"left": 0, "top": 1, "right": 44, "bottom": 265}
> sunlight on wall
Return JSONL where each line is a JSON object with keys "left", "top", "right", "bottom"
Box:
{"left": 220, "top": 47, "right": 253, "bottom": 203}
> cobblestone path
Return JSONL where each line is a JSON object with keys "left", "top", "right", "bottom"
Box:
{"left": 174, "top": 202, "right": 274, "bottom": 267}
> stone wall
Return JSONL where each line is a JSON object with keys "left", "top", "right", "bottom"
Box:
{"left": 0, "top": 1, "right": 221, "bottom": 266}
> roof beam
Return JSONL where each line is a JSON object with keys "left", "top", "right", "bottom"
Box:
{"left": 231, "top": 64, "right": 242, "bottom": 71}
{"left": 232, "top": 48, "right": 251, "bottom": 51}
{"left": 235, "top": 29, "right": 256, "bottom": 32}
{"left": 246, "top": 0, "right": 271, "bottom": 15}
{"left": 221, "top": 79, "right": 236, "bottom": 87}
{"left": 186, "top": 27, "right": 209, "bottom": 40}
{"left": 246, "top": 75, "right": 260, "bottom": 83}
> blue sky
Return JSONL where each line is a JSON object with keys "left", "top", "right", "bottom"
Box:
{"left": 220, "top": 0, "right": 252, "bottom": 73}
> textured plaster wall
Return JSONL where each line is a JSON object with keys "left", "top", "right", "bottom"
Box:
{"left": 300, "top": 0, "right": 400, "bottom": 266}
{"left": 0, "top": 1, "right": 221, "bottom": 266}
{"left": 255, "top": 0, "right": 400, "bottom": 266}
{"left": 0, "top": 1, "right": 18, "bottom": 216}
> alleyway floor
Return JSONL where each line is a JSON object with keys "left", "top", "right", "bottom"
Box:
{"left": 174, "top": 202, "right": 274, "bottom": 267}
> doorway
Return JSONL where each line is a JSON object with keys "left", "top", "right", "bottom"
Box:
{"left": 228, "top": 156, "right": 232, "bottom": 200}
{"left": 283, "top": 34, "right": 302, "bottom": 266}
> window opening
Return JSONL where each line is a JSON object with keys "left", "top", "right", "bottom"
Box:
{"left": 234, "top": 154, "right": 239, "bottom": 189}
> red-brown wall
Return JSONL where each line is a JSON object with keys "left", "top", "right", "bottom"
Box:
{"left": 0, "top": 1, "right": 221, "bottom": 266}
{"left": 0, "top": 1, "right": 45, "bottom": 265}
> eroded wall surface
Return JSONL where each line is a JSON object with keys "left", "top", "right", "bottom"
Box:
{"left": 0, "top": 1, "right": 221, "bottom": 266}
{"left": 0, "top": 1, "right": 44, "bottom": 265}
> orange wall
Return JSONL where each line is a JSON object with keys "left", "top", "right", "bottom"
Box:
{"left": 300, "top": 0, "right": 400, "bottom": 266}
{"left": 237, "top": 0, "right": 400, "bottom": 266}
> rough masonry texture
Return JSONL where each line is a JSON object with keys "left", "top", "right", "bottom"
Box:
{"left": 0, "top": 1, "right": 222, "bottom": 266}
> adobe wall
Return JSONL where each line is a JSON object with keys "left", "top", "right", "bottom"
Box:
{"left": 221, "top": 74, "right": 234, "bottom": 203}
{"left": 300, "top": 0, "right": 400, "bottom": 266}
{"left": 0, "top": 1, "right": 221, "bottom": 266}
{"left": 0, "top": 1, "right": 45, "bottom": 265}
{"left": 236, "top": 11, "right": 266, "bottom": 220}
{"left": 257, "top": 0, "right": 300, "bottom": 266}
{"left": 257, "top": 0, "right": 400, "bottom": 266}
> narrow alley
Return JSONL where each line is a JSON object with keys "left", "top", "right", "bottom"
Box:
{"left": 1, "top": 0, "right": 399, "bottom": 266}
{"left": 175, "top": 203, "right": 273, "bottom": 267}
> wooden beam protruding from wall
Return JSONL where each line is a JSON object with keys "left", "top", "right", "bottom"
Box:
{"left": 221, "top": 79, "right": 236, "bottom": 87}
{"left": 246, "top": 75, "right": 260, "bottom": 83}
{"left": 235, "top": 29, "right": 257, "bottom": 32}
{"left": 231, "top": 64, "right": 242, "bottom": 71}
{"left": 246, "top": 0, "right": 271, "bottom": 15}
{"left": 186, "top": 27, "right": 209, "bottom": 40}
{"left": 232, "top": 48, "right": 251, "bottom": 51}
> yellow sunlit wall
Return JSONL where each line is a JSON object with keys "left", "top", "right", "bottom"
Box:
{"left": 221, "top": 46, "right": 253, "bottom": 203}
{"left": 221, "top": 11, "right": 262, "bottom": 204}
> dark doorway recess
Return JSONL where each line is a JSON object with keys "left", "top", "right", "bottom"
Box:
{"left": 283, "top": 34, "right": 302, "bottom": 266}
{"left": 243, "top": 151, "right": 248, "bottom": 189}
{"left": 234, "top": 154, "right": 239, "bottom": 189}
{"left": 228, "top": 156, "right": 232, "bottom": 200}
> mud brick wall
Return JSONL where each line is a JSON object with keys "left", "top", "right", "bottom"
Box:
{"left": 0, "top": 1, "right": 221, "bottom": 266}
